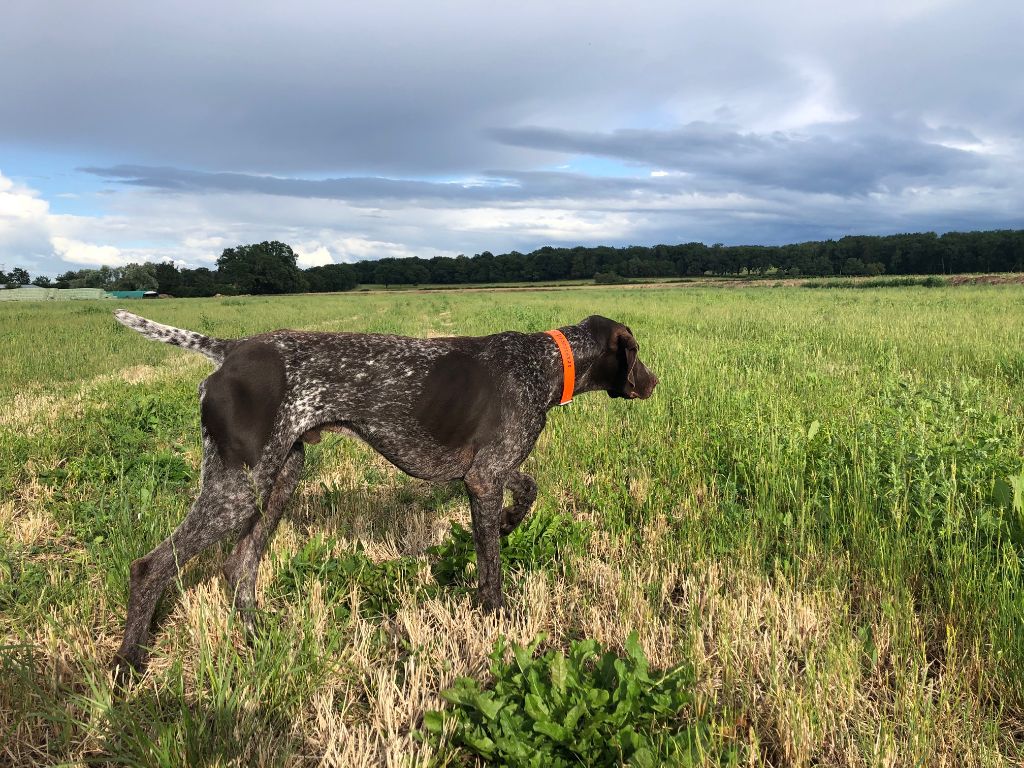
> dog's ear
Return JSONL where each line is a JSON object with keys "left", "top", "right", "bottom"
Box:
{"left": 611, "top": 326, "right": 639, "bottom": 387}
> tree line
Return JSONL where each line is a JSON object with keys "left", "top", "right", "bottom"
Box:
{"left": 3, "top": 228, "right": 1022, "bottom": 295}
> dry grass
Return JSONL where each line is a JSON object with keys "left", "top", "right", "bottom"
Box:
{"left": 1, "top": 353, "right": 204, "bottom": 434}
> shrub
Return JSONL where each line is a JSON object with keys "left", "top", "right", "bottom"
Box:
{"left": 423, "top": 633, "right": 727, "bottom": 767}
{"left": 593, "top": 271, "right": 630, "bottom": 285}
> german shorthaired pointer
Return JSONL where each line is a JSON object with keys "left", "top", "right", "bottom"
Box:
{"left": 110, "top": 310, "right": 657, "bottom": 680}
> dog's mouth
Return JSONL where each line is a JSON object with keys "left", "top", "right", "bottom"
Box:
{"left": 609, "top": 388, "right": 640, "bottom": 399}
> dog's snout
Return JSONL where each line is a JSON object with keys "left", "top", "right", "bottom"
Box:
{"left": 641, "top": 371, "right": 658, "bottom": 399}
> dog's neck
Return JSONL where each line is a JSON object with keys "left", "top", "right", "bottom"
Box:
{"left": 540, "top": 324, "right": 602, "bottom": 408}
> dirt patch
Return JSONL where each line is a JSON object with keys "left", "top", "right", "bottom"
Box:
{"left": 947, "top": 273, "right": 1024, "bottom": 286}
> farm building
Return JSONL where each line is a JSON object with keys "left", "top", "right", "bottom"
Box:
{"left": 107, "top": 290, "right": 159, "bottom": 299}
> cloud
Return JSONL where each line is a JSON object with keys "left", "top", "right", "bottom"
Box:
{"left": 0, "top": 171, "right": 52, "bottom": 269}
{"left": 489, "top": 120, "right": 988, "bottom": 195}
{"left": 80, "top": 164, "right": 672, "bottom": 204}
{"left": 293, "top": 243, "right": 333, "bottom": 267}
{"left": 50, "top": 236, "right": 128, "bottom": 267}
{"left": 1, "top": 1, "right": 1022, "bottom": 275}
{"left": 3, "top": 1, "right": 1020, "bottom": 175}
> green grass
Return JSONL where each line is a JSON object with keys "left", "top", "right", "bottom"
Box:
{"left": 2, "top": 286, "right": 1024, "bottom": 766}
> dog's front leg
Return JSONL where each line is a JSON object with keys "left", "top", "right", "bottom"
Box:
{"left": 464, "top": 472, "right": 505, "bottom": 612}
{"left": 500, "top": 471, "right": 537, "bottom": 536}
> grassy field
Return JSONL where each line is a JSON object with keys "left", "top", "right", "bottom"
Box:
{"left": 2, "top": 285, "right": 1023, "bottom": 766}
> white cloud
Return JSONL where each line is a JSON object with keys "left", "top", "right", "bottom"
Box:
{"left": 51, "top": 236, "right": 128, "bottom": 266}
{"left": 0, "top": 171, "right": 52, "bottom": 270}
{"left": 755, "top": 59, "right": 859, "bottom": 133}
{"left": 0, "top": 172, "right": 48, "bottom": 221}
{"left": 325, "top": 236, "right": 432, "bottom": 263}
{"left": 293, "top": 242, "right": 333, "bottom": 267}
{"left": 437, "top": 206, "right": 636, "bottom": 242}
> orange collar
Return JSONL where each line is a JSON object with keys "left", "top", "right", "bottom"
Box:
{"left": 544, "top": 329, "right": 575, "bottom": 405}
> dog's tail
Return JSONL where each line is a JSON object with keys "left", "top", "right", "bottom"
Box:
{"left": 114, "top": 310, "right": 231, "bottom": 363}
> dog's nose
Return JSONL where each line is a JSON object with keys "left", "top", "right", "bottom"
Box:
{"left": 644, "top": 373, "right": 658, "bottom": 398}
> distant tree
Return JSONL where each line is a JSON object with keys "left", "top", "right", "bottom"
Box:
{"left": 178, "top": 267, "right": 234, "bottom": 297}
{"left": 806, "top": 255, "right": 834, "bottom": 276}
{"left": 31, "top": 275, "right": 52, "bottom": 287}
{"left": 305, "top": 263, "right": 358, "bottom": 292}
{"left": 374, "top": 258, "right": 431, "bottom": 285}
{"left": 427, "top": 256, "right": 458, "bottom": 284}
{"left": 8, "top": 267, "right": 30, "bottom": 287}
{"left": 403, "top": 260, "right": 431, "bottom": 285}
{"left": 594, "top": 271, "right": 629, "bottom": 284}
{"left": 55, "top": 265, "right": 117, "bottom": 290}
{"left": 154, "top": 261, "right": 183, "bottom": 295}
{"left": 115, "top": 262, "right": 159, "bottom": 291}
{"left": 217, "top": 241, "right": 307, "bottom": 294}
{"left": 842, "top": 258, "right": 867, "bottom": 276}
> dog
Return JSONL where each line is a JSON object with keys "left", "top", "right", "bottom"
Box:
{"left": 110, "top": 310, "right": 657, "bottom": 680}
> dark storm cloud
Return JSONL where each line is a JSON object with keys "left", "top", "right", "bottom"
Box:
{"left": 0, "top": 3, "right": 694, "bottom": 175}
{"left": 5, "top": 1, "right": 1015, "bottom": 179}
{"left": 81, "top": 164, "right": 671, "bottom": 203}
{"left": 489, "top": 121, "right": 988, "bottom": 195}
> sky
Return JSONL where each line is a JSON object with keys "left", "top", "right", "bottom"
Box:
{"left": 1, "top": 0, "right": 1022, "bottom": 278}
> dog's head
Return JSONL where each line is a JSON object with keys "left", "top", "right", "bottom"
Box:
{"left": 580, "top": 315, "right": 658, "bottom": 400}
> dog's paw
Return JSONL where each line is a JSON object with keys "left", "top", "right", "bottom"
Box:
{"left": 110, "top": 649, "right": 147, "bottom": 690}
{"left": 236, "top": 609, "right": 269, "bottom": 647}
{"left": 499, "top": 506, "right": 529, "bottom": 537}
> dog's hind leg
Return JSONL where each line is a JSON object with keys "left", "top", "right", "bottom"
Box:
{"left": 464, "top": 469, "right": 506, "bottom": 613}
{"left": 222, "top": 443, "right": 305, "bottom": 637}
{"left": 112, "top": 442, "right": 259, "bottom": 683}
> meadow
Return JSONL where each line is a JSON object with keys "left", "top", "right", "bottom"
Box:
{"left": 1, "top": 284, "right": 1023, "bottom": 766}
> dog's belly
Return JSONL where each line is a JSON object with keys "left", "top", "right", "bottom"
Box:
{"left": 299, "top": 422, "right": 360, "bottom": 443}
{"left": 299, "top": 420, "right": 476, "bottom": 481}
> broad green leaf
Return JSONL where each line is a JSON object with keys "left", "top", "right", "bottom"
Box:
{"left": 463, "top": 728, "right": 496, "bottom": 759}
{"left": 563, "top": 701, "right": 587, "bottom": 732}
{"left": 524, "top": 693, "right": 550, "bottom": 722}
{"left": 473, "top": 692, "right": 503, "bottom": 721}
{"left": 632, "top": 746, "right": 657, "bottom": 768}
{"left": 533, "top": 720, "right": 570, "bottom": 742}
{"left": 993, "top": 474, "right": 1024, "bottom": 513}
{"left": 422, "top": 710, "right": 445, "bottom": 733}
{"left": 549, "top": 651, "right": 568, "bottom": 695}
{"left": 514, "top": 643, "right": 535, "bottom": 672}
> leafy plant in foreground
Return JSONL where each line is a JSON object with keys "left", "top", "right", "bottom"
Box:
{"left": 992, "top": 470, "right": 1024, "bottom": 550}
{"left": 424, "top": 633, "right": 725, "bottom": 767}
